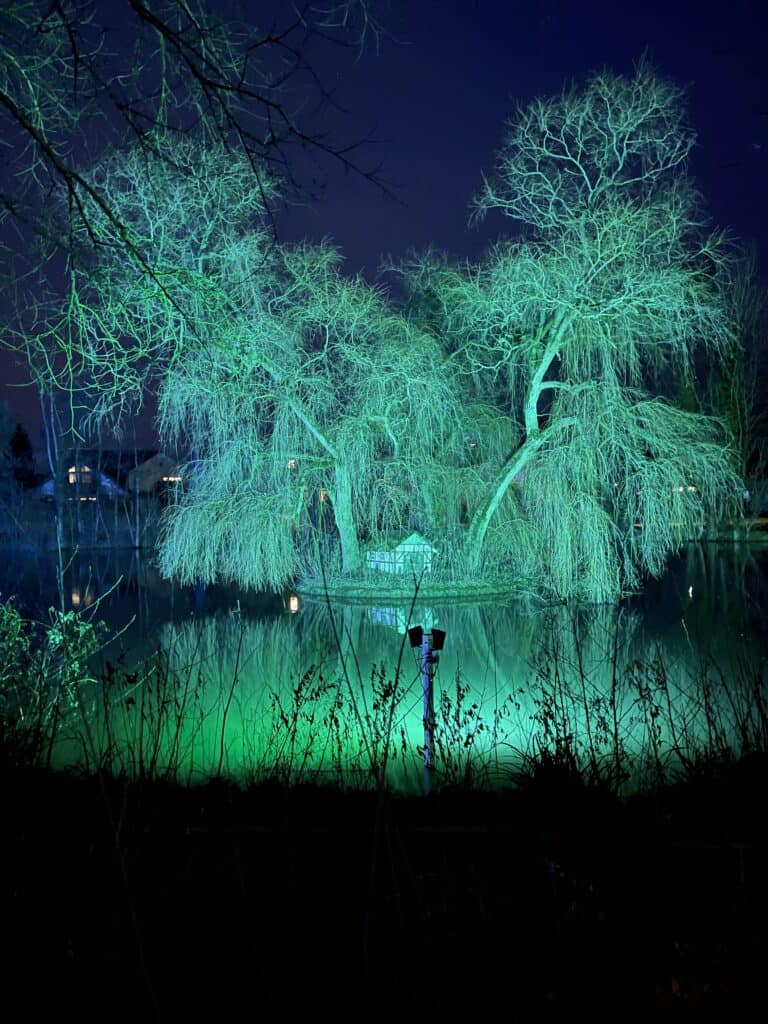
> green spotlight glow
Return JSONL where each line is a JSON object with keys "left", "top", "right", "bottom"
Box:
{"left": 47, "top": 597, "right": 765, "bottom": 793}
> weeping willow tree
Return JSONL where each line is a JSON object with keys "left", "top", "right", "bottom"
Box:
{"left": 402, "top": 58, "right": 743, "bottom": 601}
{"left": 156, "top": 235, "right": 476, "bottom": 589}
{"left": 43, "top": 134, "right": 504, "bottom": 590}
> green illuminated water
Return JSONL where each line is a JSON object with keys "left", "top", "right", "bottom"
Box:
{"left": 3, "top": 543, "right": 766, "bottom": 792}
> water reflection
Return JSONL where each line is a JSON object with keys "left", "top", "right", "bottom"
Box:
{"left": 1, "top": 544, "right": 766, "bottom": 791}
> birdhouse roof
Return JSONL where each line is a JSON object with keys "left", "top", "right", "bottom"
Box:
{"left": 394, "top": 532, "right": 438, "bottom": 553}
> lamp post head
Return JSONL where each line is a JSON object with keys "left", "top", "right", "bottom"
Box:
{"left": 407, "top": 625, "right": 424, "bottom": 649}
{"left": 408, "top": 625, "right": 446, "bottom": 651}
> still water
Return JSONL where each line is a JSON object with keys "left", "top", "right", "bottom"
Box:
{"left": 2, "top": 543, "right": 766, "bottom": 791}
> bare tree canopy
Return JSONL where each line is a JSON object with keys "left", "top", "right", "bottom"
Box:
{"left": 401, "top": 58, "right": 743, "bottom": 600}
{"left": 27, "top": 133, "right": 491, "bottom": 590}
{"left": 0, "top": 0, "right": 387, "bottom": 256}
{"left": 2, "top": 52, "right": 748, "bottom": 602}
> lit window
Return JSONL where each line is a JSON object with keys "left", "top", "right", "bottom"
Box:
{"left": 71, "top": 585, "right": 94, "bottom": 607}
{"left": 287, "top": 458, "right": 298, "bottom": 471}
{"left": 319, "top": 488, "right": 328, "bottom": 502}
{"left": 68, "top": 465, "right": 92, "bottom": 485}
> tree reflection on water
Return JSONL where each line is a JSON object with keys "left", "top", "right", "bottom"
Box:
{"left": 2, "top": 543, "right": 765, "bottom": 792}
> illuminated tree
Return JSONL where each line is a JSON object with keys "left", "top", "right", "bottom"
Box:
{"left": 1, "top": 0, "right": 393, "bottom": 540}
{"left": 47, "top": 136, "right": 493, "bottom": 590}
{"left": 7, "top": 48, "right": 746, "bottom": 603}
{"left": 405, "top": 59, "right": 742, "bottom": 600}
{"left": 157, "top": 240, "right": 469, "bottom": 589}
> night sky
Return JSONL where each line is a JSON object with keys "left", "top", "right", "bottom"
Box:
{"left": 2, "top": 0, "right": 767, "bottom": 452}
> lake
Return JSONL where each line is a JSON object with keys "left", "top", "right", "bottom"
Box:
{"left": 1, "top": 542, "right": 766, "bottom": 792}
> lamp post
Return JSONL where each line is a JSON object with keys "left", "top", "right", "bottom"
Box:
{"left": 408, "top": 625, "right": 446, "bottom": 794}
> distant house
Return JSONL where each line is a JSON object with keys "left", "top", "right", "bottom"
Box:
{"left": 98, "top": 448, "right": 158, "bottom": 488}
{"left": 35, "top": 463, "right": 126, "bottom": 501}
{"left": 366, "top": 532, "right": 438, "bottom": 575}
{"left": 127, "top": 454, "right": 182, "bottom": 495}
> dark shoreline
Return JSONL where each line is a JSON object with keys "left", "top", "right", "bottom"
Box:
{"left": 4, "top": 755, "right": 767, "bottom": 1019}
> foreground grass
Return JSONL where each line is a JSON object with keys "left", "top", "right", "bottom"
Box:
{"left": 3, "top": 751, "right": 767, "bottom": 1018}
{"left": 2, "top": 592, "right": 767, "bottom": 794}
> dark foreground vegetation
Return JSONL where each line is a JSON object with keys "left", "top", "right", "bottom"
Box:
{"left": 3, "top": 751, "right": 767, "bottom": 1020}
{"left": 2, "top": 584, "right": 767, "bottom": 1018}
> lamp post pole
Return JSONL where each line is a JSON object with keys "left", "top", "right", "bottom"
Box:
{"left": 422, "top": 630, "right": 435, "bottom": 776}
{"left": 408, "top": 625, "right": 445, "bottom": 796}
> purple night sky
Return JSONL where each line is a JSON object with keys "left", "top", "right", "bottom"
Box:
{"left": 2, "top": 0, "right": 766, "bottom": 453}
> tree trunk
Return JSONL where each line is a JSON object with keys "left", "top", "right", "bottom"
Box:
{"left": 332, "top": 464, "right": 362, "bottom": 574}
{"left": 40, "top": 390, "right": 67, "bottom": 607}
{"left": 464, "top": 418, "right": 575, "bottom": 573}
